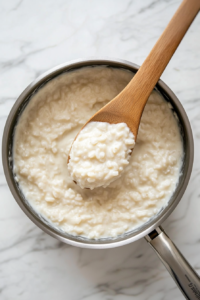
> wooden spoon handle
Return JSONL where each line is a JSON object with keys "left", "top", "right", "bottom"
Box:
{"left": 107, "top": 0, "right": 200, "bottom": 136}
{"left": 129, "top": 0, "right": 200, "bottom": 103}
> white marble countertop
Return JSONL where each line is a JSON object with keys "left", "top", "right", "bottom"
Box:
{"left": 0, "top": 0, "right": 200, "bottom": 299}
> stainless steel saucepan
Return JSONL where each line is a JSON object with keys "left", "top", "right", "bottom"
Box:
{"left": 2, "top": 58, "right": 200, "bottom": 299}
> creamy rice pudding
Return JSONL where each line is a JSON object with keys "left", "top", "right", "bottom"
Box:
{"left": 13, "top": 67, "right": 183, "bottom": 239}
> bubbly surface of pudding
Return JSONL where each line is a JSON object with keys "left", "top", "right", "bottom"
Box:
{"left": 13, "top": 67, "right": 183, "bottom": 239}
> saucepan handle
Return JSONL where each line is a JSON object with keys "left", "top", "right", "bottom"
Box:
{"left": 145, "top": 226, "right": 200, "bottom": 300}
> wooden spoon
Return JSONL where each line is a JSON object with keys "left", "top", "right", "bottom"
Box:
{"left": 69, "top": 0, "right": 200, "bottom": 161}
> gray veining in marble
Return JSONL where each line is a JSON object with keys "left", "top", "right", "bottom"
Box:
{"left": 0, "top": 0, "right": 200, "bottom": 299}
